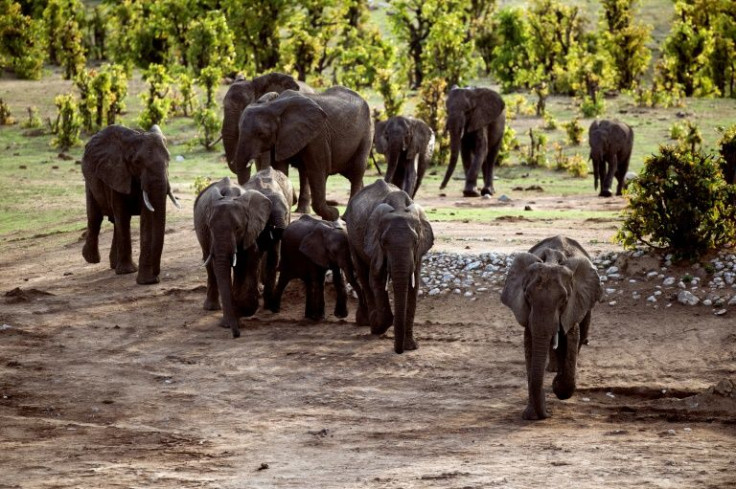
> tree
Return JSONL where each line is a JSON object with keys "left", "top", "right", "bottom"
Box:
{"left": 186, "top": 10, "right": 235, "bottom": 76}
{"left": 488, "top": 7, "right": 531, "bottom": 91}
{"left": 422, "top": 9, "right": 481, "bottom": 86}
{"left": 0, "top": 0, "right": 45, "bottom": 79}
{"left": 59, "top": 16, "right": 86, "bottom": 79}
{"left": 138, "top": 64, "right": 172, "bottom": 129}
{"left": 600, "top": 0, "right": 652, "bottom": 90}
{"left": 389, "top": 0, "right": 435, "bottom": 89}
{"left": 42, "top": 0, "right": 85, "bottom": 67}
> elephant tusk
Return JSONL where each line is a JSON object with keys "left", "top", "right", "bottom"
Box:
{"left": 411, "top": 273, "right": 415, "bottom": 289}
{"left": 385, "top": 274, "right": 390, "bottom": 292}
{"left": 142, "top": 190, "right": 155, "bottom": 212}
{"left": 552, "top": 330, "right": 559, "bottom": 350}
{"left": 202, "top": 255, "right": 212, "bottom": 267}
{"left": 168, "top": 188, "right": 181, "bottom": 209}
{"left": 232, "top": 253, "right": 237, "bottom": 268}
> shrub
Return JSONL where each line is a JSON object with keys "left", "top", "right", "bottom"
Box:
{"left": 174, "top": 72, "right": 197, "bottom": 117}
{"left": 497, "top": 125, "right": 519, "bottom": 166}
{"left": 192, "top": 176, "right": 212, "bottom": 195}
{"left": 669, "top": 121, "right": 686, "bottom": 140}
{"left": 375, "top": 68, "right": 405, "bottom": 118}
{"left": 51, "top": 94, "right": 82, "bottom": 151}
{"left": 415, "top": 77, "right": 448, "bottom": 166}
{"left": 21, "top": 107, "right": 42, "bottom": 129}
{"left": 194, "top": 107, "right": 220, "bottom": 151}
{"left": 616, "top": 146, "right": 736, "bottom": 260}
{"left": 0, "top": 2, "right": 45, "bottom": 80}
{"left": 0, "top": 98, "right": 15, "bottom": 125}
{"left": 543, "top": 112, "right": 557, "bottom": 130}
{"left": 553, "top": 145, "right": 588, "bottom": 177}
{"left": 523, "top": 128, "right": 548, "bottom": 167}
{"left": 563, "top": 118, "right": 584, "bottom": 145}
{"left": 580, "top": 95, "right": 605, "bottom": 117}
{"left": 138, "top": 64, "right": 172, "bottom": 130}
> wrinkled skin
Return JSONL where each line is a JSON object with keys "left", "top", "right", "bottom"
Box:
{"left": 588, "top": 119, "right": 634, "bottom": 197}
{"left": 344, "top": 180, "right": 434, "bottom": 354}
{"left": 501, "top": 236, "right": 602, "bottom": 420}
{"left": 720, "top": 140, "right": 736, "bottom": 184}
{"left": 241, "top": 168, "right": 295, "bottom": 313}
{"left": 272, "top": 215, "right": 360, "bottom": 321}
{"left": 82, "top": 124, "right": 179, "bottom": 285}
{"left": 232, "top": 86, "right": 372, "bottom": 221}
{"left": 440, "top": 87, "right": 506, "bottom": 197}
{"left": 374, "top": 116, "right": 435, "bottom": 198}
{"left": 222, "top": 73, "right": 314, "bottom": 213}
{"left": 193, "top": 177, "right": 272, "bottom": 338}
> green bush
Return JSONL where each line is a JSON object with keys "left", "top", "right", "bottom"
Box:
{"left": 415, "top": 77, "right": 448, "bottom": 166}
{"left": 616, "top": 146, "right": 736, "bottom": 260}
{"left": 21, "top": 107, "right": 42, "bottom": 129}
{"left": 543, "top": 112, "right": 557, "bottom": 130}
{"left": 375, "top": 68, "right": 405, "bottom": 118}
{"left": 192, "top": 176, "right": 213, "bottom": 195}
{"left": 51, "top": 94, "right": 82, "bottom": 151}
{"left": 563, "top": 118, "right": 584, "bottom": 145}
{"left": 138, "top": 64, "right": 172, "bottom": 130}
{"left": 497, "top": 125, "right": 519, "bottom": 166}
{"left": 580, "top": 95, "right": 605, "bottom": 117}
{"left": 0, "top": 98, "right": 15, "bottom": 125}
{"left": 194, "top": 107, "right": 220, "bottom": 151}
{"left": 0, "top": 1, "right": 45, "bottom": 80}
{"left": 523, "top": 128, "right": 548, "bottom": 167}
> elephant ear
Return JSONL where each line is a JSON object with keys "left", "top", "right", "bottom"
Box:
{"left": 560, "top": 256, "right": 603, "bottom": 334}
{"left": 408, "top": 203, "right": 434, "bottom": 257}
{"left": 235, "top": 190, "right": 272, "bottom": 250}
{"left": 273, "top": 94, "right": 327, "bottom": 161}
{"left": 501, "top": 252, "right": 543, "bottom": 328}
{"left": 374, "top": 120, "right": 388, "bottom": 154}
{"left": 251, "top": 72, "right": 299, "bottom": 99}
{"left": 82, "top": 128, "right": 133, "bottom": 195}
{"left": 364, "top": 203, "right": 394, "bottom": 269}
{"left": 299, "top": 226, "right": 330, "bottom": 269}
{"left": 466, "top": 89, "right": 505, "bottom": 134}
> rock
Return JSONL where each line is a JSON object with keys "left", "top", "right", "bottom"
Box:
{"left": 728, "top": 296, "right": 736, "bottom": 306}
{"left": 703, "top": 299, "right": 712, "bottom": 306}
{"left": 498, "top": 195, "right": 511, "bottom": 202}
{"left": 663, "top": 277, "right": 676, "bottom": 286}
{"left": 714, "top": 309, "right": 727, "bottom": 316}
{"left": 714, "top": 379, "right": 734, "bottom": 397}
{"left": 606, "top": 266, "right": 619, "bottom": 275}
{"left": 175, "top": 155, "right": 185, "bottom": 162}
{"left": 647, "top": 296, "right": 657, "bottom": 303}
{"left": 428, "top": 288, "right": 440, "bottom": 296}
{"left": 677, "top": 290, "right": 700, "bottom": 306}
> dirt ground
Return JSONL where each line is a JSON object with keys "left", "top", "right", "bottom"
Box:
{"left": 1, "top": 187, "right": 735, "bottom": 489}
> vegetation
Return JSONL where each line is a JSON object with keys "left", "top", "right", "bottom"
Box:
{"left": 51, "top": 93, "right": 81, "bottom": 151}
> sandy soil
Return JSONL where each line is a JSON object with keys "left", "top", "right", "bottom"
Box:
{"left": 1, "top": 186, "right": 735, "bottom": 489}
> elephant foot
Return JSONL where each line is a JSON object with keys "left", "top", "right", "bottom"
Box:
{"left": 305, "top": 312, "right": 325, "bottom": 322}
{"left": 463, "top": 188, "right": 481, "bottom": 197}
{"left": 599, "top": 189, "right": 613, "bottom": 198}
{"left": 522, "top": 404, "right": 549, "bottom": 420}
{"left": 203, "top": 298, "right": 221, "bottom": 311}
{"left": 218, "top": 317, "right": 241, "bottom": 338}
{"left": 316, "top": 205, "right": 340, "bottom": 222}
{"left": 369, "top": 310, "right": 393, "bottom": 335}
{"left": 356, "top": 306, "right": 370, "bottom": 326}
{"left": 82, "top": 243, "right": 100, "bottom": 264}
{"left": 552, "top": 376, "right": 575, "bottom": 400}
{"left": 402, "top": 336, "right": 418, "bottom": 352}
{"left": 296, "top": 203, "right": 310, "bottom": 214}
{"left": 481, "top": 187, "right": 494, "bottom": 196}
{"left": 136, "top": 273, "right": 160, "bottom": 285}
{"left": 334, "top": 304, "right": 348, "bottom": 319}
{"left": 115, "top": 262, "right": 138, "bottom": 275}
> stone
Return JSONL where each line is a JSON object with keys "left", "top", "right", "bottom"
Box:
{"left": 677, "top": 290, "right": 700, "bottom": 306}
{"left": 428, "top": 288, "right": 440, "bottom": 296}
{"left": 663, "top": 277, "right": 676, "bottom": 286}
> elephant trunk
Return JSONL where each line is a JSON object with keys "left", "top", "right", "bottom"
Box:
{"left": 441, "top": 122, "right": 463, "bottom": 190}
{"left": 526, "top": 312, "right": 556, "bottom": 420}
{"left": 232, "top": 137, "right": 256, "bottom": 185}
{"left": 389, "top": 254, "right": 414, "bottom": 354}
{"left": 552, "top": 323, "right": 579, "bottom": 400}
{"left": 222, "top": 107, "right": 243, "bottom": 174}
{"left": 213, "top": 254, "right": 239, "bottom": 338}
{"left": 384, "top": 139, "right": 402, "bottom": 187}
{"left": 137, "top": 179, "right": 167, "bottom": 284}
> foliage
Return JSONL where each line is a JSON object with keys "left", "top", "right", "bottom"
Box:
{"left": 0, "top": 1, "right": 45, "bottom": 79}
{"left": 523, "top": 128, "right": 548, "bottom": 167}
{"left": 563, "top": 118, "right": 584, "bottom": 146}
{"left": 566, "top": 32, "right": 616, "bottom": 111}
{"left": 173, "top": 72, "right": 197, "bottom": 117}
{"left": 21, "top": 106, "right": 42, "bottom": 129}
{"left": 580, "top": 95, "right": 605, "bottom": 117}
{"left": 542, "top": 113, "right": 557, "bottom": 130}
{"left": 676, "top": 120, "right": 703, "bottom": 153}
{"left": 51, "top": 93, "right": 82, "bottom": 151}
{"left": 75, "top": 64, "right": 128, "bottom": 131}
{"left": 90, "top": 69, "right": 111, "bottom": 128}
{"left": 415, "top": 77, "right": 448, "bottom": 165}
{"left": 42, "top": 0, "right": 85, "bottom": 67}
{"left": 600, "top": 0, "right": 652, "bottom": 90}
{"left": 488, "top": 8, "right": 531, "bottom": 92}
{"left": 192, "top": 176, "right": 213, "bottom": 195}
{"left": 86, "top": 5, "right": 107, "bottom": 61}
{"left": 497, "top": 125, "right": 519, "bottom": 166}
{"left": 193, "top": 66, "right": 221, "bottom": 150}
{"left": 632, "top": 82, "right": 683, "bottom": 108}
{"left": 107, "top": 1, "right": 169, "bottom": 71}
{"left": 58, "top": 16, "right": 86, "bottom": 79}
{"left": 336, "top": 18, "right": 396, "bottom": 90}
{"left": 186, "top": 10, "right": 235, "bottom": 76}
{"left": 374, "top": 69, "right": 405, "bottom": 118}
{"left": 553, "top": 144, "right": 588, "bottom": 177}
{"left": 0, "top": 97, "right": 15, "bottom": 125}
{"left": 616, "top": 146, "right": 736, "bottom": 260}
{"left": 422, "top": 7, "right": 480, "bottom": 87}
{"left": 138, "top": 64, "right": 172, "bottom": 130}
{"left": 504, "top": 94, "right": 535, "bottom": 119}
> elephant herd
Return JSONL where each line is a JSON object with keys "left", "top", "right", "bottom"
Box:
{"left": 79, "top": 73, "right": 622, "bottom": 419}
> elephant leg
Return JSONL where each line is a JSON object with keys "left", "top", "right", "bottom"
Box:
{"left": 304, "top": 276, "right": 315, "bottom": 320}
{"left": 464, "top": 130, "right": 488, "bottom": 197}
{"left": 413, "top": 156, "right": 427, "bottom": 199}
{"left": 351, "top": 250, "right": 372, "bottom": 326}
{"left": 368, "top": 268, "right": 393, "bottom": 335}
{"left": 332, "top": 266, "right": 348, "bottom": 319}
{"left": 233, "top": 251, "right": 259, "bottom": 318}
{"left": 272, "top": 269, "right": 291, "bottom": 314}
{"left": 305, "top": 145, "right": 339, "bottom": 221}
{"left": 553, "top": 324, "right": 579, "bottom": 400}
{"left": 109, "top": 233, "right": 118, "bottom": 269}
{"left": 262, "top": 247, "right": 279, "bottom": 312}
{"left": 601, "top": 155, "right": 617, "bottom": 197}
{"left": 522, "top": 327, "right": 538, "bottom": 420}
{"left": 111, "top": 203, "right": 136, "bottom": 275}
{"left": 401, "top": 268, "right": 420, "bottom": 351}
{"left": 481, "top": 135, "right": 502, "bottom": 196}
{"left": 403, "top": 155, "right": 418, "bottom": 198}
{"left": 314, "top": 270, "right": 326, "bottom": 321}
{"left": 296, "top": 169, "right": 311, "bottom": 214}
{"left": 578, "top": 310, "right": 591, "bottom": 351}
{"left": 82, "top": 187, "right": 102, "bottom": 264}
{"left": 204, "top": 260, "right": 221, "bottom": 310}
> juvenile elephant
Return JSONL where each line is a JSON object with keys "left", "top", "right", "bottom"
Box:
{"left": 232, "top": 86, "right": 373, "bottom": 221}
{"left": 241, "top": 167, "right": 295, "bottom": 312}
{"left": 193, "top": 177, "right": 272, "bottom": 338}
{"left": 344, "top": 180, "right": 434, "bottom": 354}
{"left": 82, "top": 124, "right": 180, "bottom": 285}
{"left": 440, "top": 86, "right": 506, "bottom": 197}
{"left": 589, "top": 119, "right": 634, "bottom": 197}
{"left": 374, "top": 115, "right": 435, "bottom": 198}
{"left": 272, "top": 215, "right": 359, "bottom": 321}
{"left": 501, "top": 236, "right": 602, "bottom": 420}
{"left": 719, "top": 137, "right": 736, "bottom": 184}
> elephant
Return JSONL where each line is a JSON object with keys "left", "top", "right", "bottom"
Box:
{"left": 344, "top": 179, "right": 434, "bottom": 354}
{"left": 588, "top": 119, "right": 634, "bottom": 197}
{"left": 501, "top": 235, "right": 602, "bottom": 420}
{"left": 719, "top": 138, "right": 736, "bottom": 184}
{"left": 193, "top": 176, "right": 273, "bottom": 338}
{"left": 241, "top": 167, "right": 296, "bottom": 313}
{"left": 373, "top": 115, "right": 435, "bottom": 198}
{"left": 440, "top": 86, "right": 506, "bottom": 197}
{"left": 272, "top": 215, "right": 360, "bottom": 321}
{"left": 81, "top": 124, "right": 180, "bottom": 285}
{"left": 232, "top": 86, "right": 373, "bottom": 222}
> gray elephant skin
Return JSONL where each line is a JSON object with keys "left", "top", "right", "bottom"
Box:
{"left": 501, "top": 235, "right": 602, "bottom": 420}
{"left": 232, "top": 86, "right": 373, "bottom": 221}
{"left": 440, "top": 86, "right": 506, "bottom": 197}
{"left": 193, "top": 176, "right": 270, "bottom": 338}
{"left": 272, "top": 215, "right": 359, "bottom": 321}
{"left": 588, "top": 119, "right": 634, "bottom": 197}
{"left": 82, "top": 124, "right": 179, "bottom": 285}
{"left": 344, "top": 180, "right": 434, "bottom": 354}
{"left": 374, "top": 115, "right": 435, "bottom": 198}
{"left": 720, "top": 138, "right": 736, "bottom": 184}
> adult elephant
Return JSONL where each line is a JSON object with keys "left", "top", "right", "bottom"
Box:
{"left": 374, "top": 115, "right": 435, "bottom": 198}
{"left": 81, "top": 124, "right": 180, "bottom": 285}
{"left": 440, "top": 86, "right": 506, "bottom": 197}
{"left": 344, "top": 180, "right": 434, "bottom": 354}
{"left": 588, "top": 119, "right": 634, "bottom": 197}
{"left": 501, "top": 236, "right": 602, "bottom": 420}
{"left": 719, "top": 137, "right": 736, "bottom": 184}
{"left": 193, "top": 177, "right": 272, "bottom": 338}
{"left": 222, "top": 73, "right": 314, "bottom": 212}
{"left": 232, "top": 86, "right": 372, "bottom": 221}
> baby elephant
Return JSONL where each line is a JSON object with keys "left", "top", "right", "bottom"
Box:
{"left": 272, "top": 215, "right": 358, "bottom": 321}
{"left": 501, "top": 235, "right": 602, "bottom": 420}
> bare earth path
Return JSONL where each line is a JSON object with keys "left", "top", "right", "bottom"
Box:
{"left": 1, "top": 188, "right": 735, "bottom": 488}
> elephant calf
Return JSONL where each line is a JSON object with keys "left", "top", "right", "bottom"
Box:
{"left": 501, "top": 236, "right": 602, "bottom": 420}
{"left": 272, "top": 215, "right": 359, "bottom": 321}
{"left": 588, "top": 119, "right": 634, "bottom": 197}
{"left": 193, "top": 177, "right": 272, "bottom": 338}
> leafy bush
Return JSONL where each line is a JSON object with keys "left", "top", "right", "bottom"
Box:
{"left": 0, "top": 98, "right": 15, "bottom": 125}
{"left": 138, "top": 64, "right": 172, "bottom": 130}
{"left": 580, "top": 95, "right": 605, "bottom": 117}
{"left": 563, "top": 118, "right": 584, "bottom": 145}
{"left": 553, "top": 144, "right": 588, "bottom": 177}
{"left": 543, "top": 112, "right": 557, "bottom": 130}
{"left": 21, "top": 107, "right": 42, "bottom": 129}
{"left": 523, "top": 128, "right": 548, "bottom": 167}
{"left": 186, "top": 10, "right": 235, "bottom": 76}
{"left": 497, "top": 125, "right": 519, "bottom": 166}
{"left": 415, "top": 77, "right": 448, "bottom": 166}
{"left": 51, "top": 94, "right": 82, "bottom": 151}
{"left": 194, "top": 107, "right": 220, "bottom": 151}
{"left": 616, "top": 146, "right": 736, "bottom": 260}
{"left": 0, "top": 1, "right": 45, "bottom": 79}
{"left": 669, "top": 121, "right": 686, "bottom": 140}
{"left": 192, "top": 176, "right": 213, "bottom": 195}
